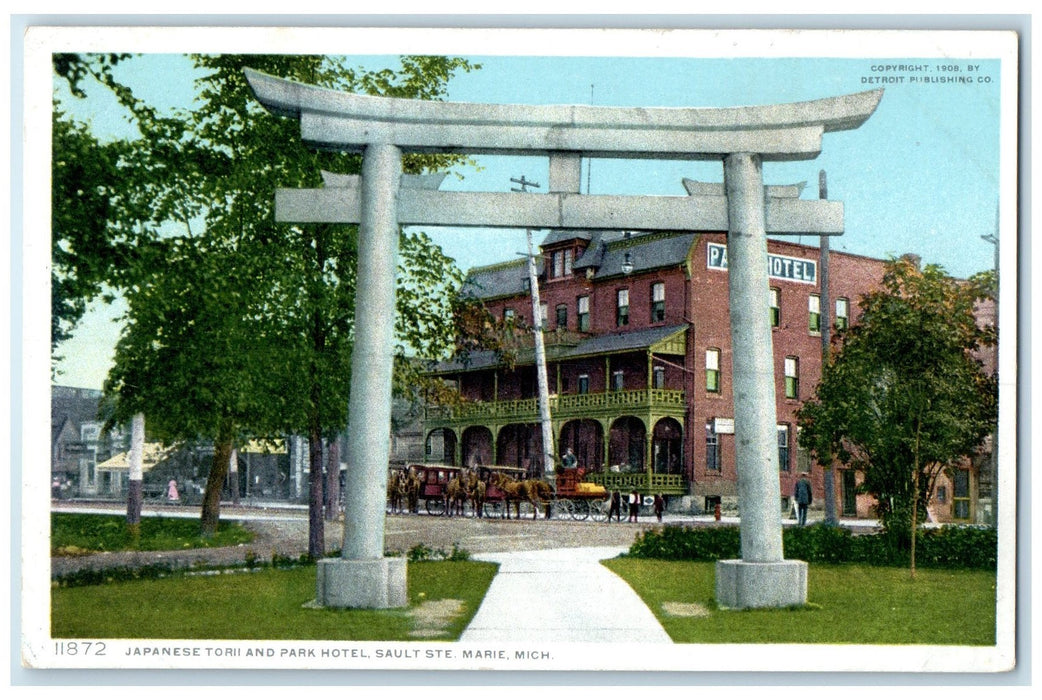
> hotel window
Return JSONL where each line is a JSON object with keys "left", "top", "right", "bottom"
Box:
{"left": 784, "top": 356, "right": 799, "bottom": 399}
{"left": 835, "top": 297, "right": 850, "bottom": 330}
{"left": 777, "top": 424, "right": 791, "bottom": 471}
{"left": 552, "top": 249, "right": 573, "bottom": 279}
{"left": 808, "top": 294, "right": 821, "bottom": 333}
{"left": 705, "top": 348, "right": 721, "bottom": 393}
{"left": 612, "top": 370, "right": 625, "bottom": 392}
{"left": 578, "top": 374, "right": 590, "bottom": 394}
{"left": 706, "top": 423, "right": 721, "bottom": 471}
{"left": 651, "top": 282, "right": 666, "bottom": 322}
{"left": 953, "top": 469, "right": 971, "bottom": 519}
{"left": 577, "top": 296, "right": 590, "bottom": 332}
{"left": 653, "top": 366, "right": 666, "bottom": 389}
{"left": 555, "top": 304, "right": 568, "bottom": 329}
{"left": 616, "top": 289, "right": 630, "bottom": 327}
{"left": 770, "top": 287, "right": 781, "bottom": 327}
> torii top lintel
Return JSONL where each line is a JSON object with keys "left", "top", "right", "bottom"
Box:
{"left": 244, "top": 69, "right": 882, "bottom": 162}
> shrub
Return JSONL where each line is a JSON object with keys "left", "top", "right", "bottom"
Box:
{"left": 915, "top": 525, "right": 998, "bottom": 570}
{"left": 627, "top": 524, "right": 996, "bottom": 570}
{"left": 628, "top": 525, "right": 740, "bottom": 561}
{"left": 406, "top": 542, "right": 471, "bottom": 563}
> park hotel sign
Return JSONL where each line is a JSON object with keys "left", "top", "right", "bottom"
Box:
{"left": 707, "top": 242, "right": 817, "bottom": 284}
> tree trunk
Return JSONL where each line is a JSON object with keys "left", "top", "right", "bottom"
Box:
{"left": 126, "top": 413, "right": 145, "bottom": 536}
{"left": 910, "top": 420, "right": 922, "bottom": 580}
{"left": 201, "top": 436, "right": 234, "bottom": 537}
{"left": 325, "top": 436, "right": 341, "bottom": 520}
{"left": 823, "top": 467, "right": 837, "bottom": 525}
{"left": 307, "top": 427, "right": 325, "bottom": 560}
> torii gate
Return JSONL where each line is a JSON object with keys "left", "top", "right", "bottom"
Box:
{"left": 246, "top": 69, "right": 882, "bottom": 610}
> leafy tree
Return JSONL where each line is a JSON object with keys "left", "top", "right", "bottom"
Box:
{"left": 798, "top": 257, "right": 997, "bottom": 574}
{"left": 77, "top": 53, "right": 478, "bottom": 542}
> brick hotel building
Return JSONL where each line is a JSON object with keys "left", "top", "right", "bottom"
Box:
{"left": 422, "top": 228, "right": 992, "bottom": 521}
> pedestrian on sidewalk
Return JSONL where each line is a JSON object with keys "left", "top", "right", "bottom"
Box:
{"left": 794, "top": 471, "right": 813, "bottom": 526}
{"left": 653, "top": 494, "right": 665, "bottom": 522}
{"left": 628, "top": 490, "right": 640, "bottom": 523}
{"left": 607, "top": 490, "right": 622, "bottom": 523}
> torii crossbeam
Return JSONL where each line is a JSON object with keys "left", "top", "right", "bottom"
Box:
{"left": 247, "top": 68, "right": 881, "bottom": 610}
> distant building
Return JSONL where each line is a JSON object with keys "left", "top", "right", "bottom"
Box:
{"left": 51, "top": 386, "right": 124, "bottom": 497}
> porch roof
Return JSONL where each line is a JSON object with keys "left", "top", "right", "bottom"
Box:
{"left": 432, "top": 323, "right": 688, "bottom": 375}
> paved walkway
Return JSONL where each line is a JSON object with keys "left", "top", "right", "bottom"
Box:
{"left": 460, "top": 546, "right": 672, "bottom": 644}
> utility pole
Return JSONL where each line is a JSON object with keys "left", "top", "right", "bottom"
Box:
{"left": 511, "top": 175, "right": 555, "bottom": 483}
{"left": 819, "top": 170, "right": 838, "bottom": 525}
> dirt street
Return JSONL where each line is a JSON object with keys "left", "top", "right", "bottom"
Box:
{"left": 49, "top": 504, "right": 660, "bottom": 576}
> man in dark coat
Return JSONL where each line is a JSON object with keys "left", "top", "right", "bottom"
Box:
{"left": 794, "top": 472, "right": 813, "bottom": 526}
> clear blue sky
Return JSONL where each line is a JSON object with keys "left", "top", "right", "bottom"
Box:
{"left": 49, "top": 36, "right": 1012, "bottom": 389}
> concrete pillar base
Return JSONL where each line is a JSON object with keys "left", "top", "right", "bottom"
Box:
{"left": 715, "top": 559, "right": 808, "bottom": 610}
{"left": 315, "top": 557, "right": 407, "bottom": 609}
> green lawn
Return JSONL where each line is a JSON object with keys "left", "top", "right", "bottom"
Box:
{"left": 51, "top": 513, "right": 254, "bottom": 554}
{"left": 52, "top": 560, "right": 498, "bottom": 642}
{"left": 603, "top": 558, "right": 997, "bottom": 645}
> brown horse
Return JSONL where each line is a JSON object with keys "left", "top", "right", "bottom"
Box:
{"left": 387, "top": 469, "right": 404, "bottom": 514}
{"left": 462, "top": 468, "right": 487, "bottom": 518}
{"left": 490, "top": 472, "right": 549, "bottom": 520}
{"left": 403, "top": 468, "right": 422, "bottom": 514}
{"left": 523, "top": 478, "right": 554, "bottom": 518}
{"left": 445, "top": 473, "right": 468, "bottom": 517}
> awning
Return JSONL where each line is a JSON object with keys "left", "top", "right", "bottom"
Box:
{"left": 96, "top": 444, "right": 171, "bottom": 472}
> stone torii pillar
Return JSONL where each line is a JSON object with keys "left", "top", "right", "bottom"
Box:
{"left": 247, "top": 69, "right": 881, "bottom": 609}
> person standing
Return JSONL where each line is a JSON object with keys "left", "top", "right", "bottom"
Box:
{"left": 607, "top": 490, "right": 622, "bottom": 523}
{"left": 653, "top": 493, "right": 665, "bottom": 522}
{"left": 627, "top": 490, "right": 640, "bottom": 523}
{"left": 794, "top": 472, "right": 813, "bottom": 526}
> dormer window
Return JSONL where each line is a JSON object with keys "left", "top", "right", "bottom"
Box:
{"left": 551, "top": 249, "right": 573, "bottom": 279}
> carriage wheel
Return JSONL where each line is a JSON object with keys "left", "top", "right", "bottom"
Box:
{"left": 551, "top": 499, "right": 573, "bottom": 520}
{"left": 483, "top": 501, "right": 502, "bottom": 519}
{"left": 461, "top": 500, "right": 476, "bottom": 518}
{"left": 426, "top": 498, "right": 445, "bottom": 516}
{"left": 518, "top": 500, "right": 536, "bottom": 519}
{"left": 570, "top": 499, "right": 590, "bottom": 521}
{"left": 589, "top": 499, "right": 610, "bottom": 522}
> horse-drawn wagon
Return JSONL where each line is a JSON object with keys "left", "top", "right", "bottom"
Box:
{"left": 388, "top": 462, "right": 612, "bottom": 521}
{"left": 389, "top": 463, "right": 485, "bottom": 517}
{"left": 550, "top": 468, "right": 611, "bottom": 521}
{"left": 480, "top": 465, "right": 611, "bottom": 521}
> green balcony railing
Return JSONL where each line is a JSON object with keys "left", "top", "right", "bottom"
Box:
{"left": 425, "top": 388, "right": 686, "bottom": 425}
{"left": 585, "top": 471, "right": 687, "bottom": 495}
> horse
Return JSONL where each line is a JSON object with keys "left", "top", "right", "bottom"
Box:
{"left": 462, "top": 468, "right": 487, "bottom": 518}
{"left": 404, "top": 467, "right": 421, "bottom": 514}
{"left": 490, "top": 472, "right": 548, "bottom": 520}
{"left": 523, "top": 478, "right": 554, "bottom": 519}
{"left": 445, "top": 473, "right": 468, "bottom": 517}
{"left": 387, "top": 469, "right": 404, "bottom": 514}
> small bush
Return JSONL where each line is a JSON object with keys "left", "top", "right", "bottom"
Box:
{"left": 627, "top": 523, "right": 996, "bottom": 570}
{"left": 406, "top": 542, "right": 471, "bottom": 563}
{"left": 628, "top": 525, "right": 740, "bottom": 561}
